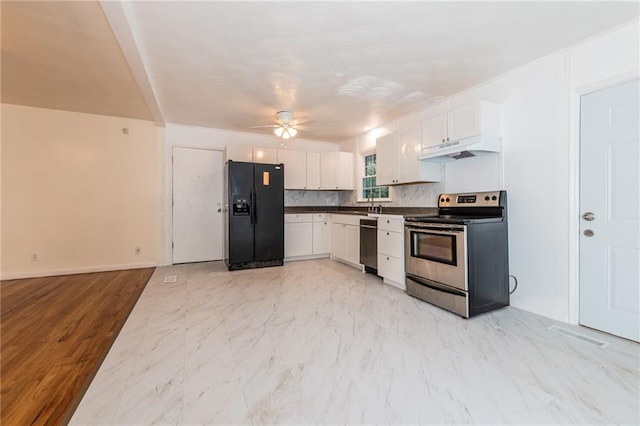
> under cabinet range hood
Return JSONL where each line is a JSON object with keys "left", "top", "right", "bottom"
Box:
{"left": 420, "top": 135, "right": 501, "bottom": 161}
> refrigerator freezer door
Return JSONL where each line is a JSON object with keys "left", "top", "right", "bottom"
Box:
{"left": 253, "top": 163, "right": 284, "bottom": 262}
{"left": 228, "top": 161, "right": 254, "bottom": 264}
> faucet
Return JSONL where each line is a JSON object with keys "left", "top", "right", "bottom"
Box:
{"left": 367, "top": 193, "right": 374, "bottom": 212}
{"left": 377, "top": 203, "right": 383, "bottom": 214}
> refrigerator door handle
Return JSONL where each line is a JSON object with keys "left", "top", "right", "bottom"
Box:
{"left": 253, "top": 189, "right": 257, "bottom": 224}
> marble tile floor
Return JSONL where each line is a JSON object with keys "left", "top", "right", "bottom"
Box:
{"left": 70, "top": 259, "right": 640, "bottom": 425}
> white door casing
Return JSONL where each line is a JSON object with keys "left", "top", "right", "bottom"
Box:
{"left": 579, "top": 78, "right": 639, "bottom": 342}
{"left": 172, "top": 147, "right": 224, "bottom": 263}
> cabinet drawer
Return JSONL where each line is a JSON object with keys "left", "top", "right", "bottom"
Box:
{"left": 377, "top": 254, "right": 404, "bottom": 284}
{"left": 331, "top": 214, "right": 366, "bottom": 226}
{"left": 312, "top": 213, "right": 327, "bottom": 222}
{"left": 378, "top": 216, "right": 404, "bottom": 233}
{"left": 285, "top": 213, "right": 313, "bottom": 223}
{"left": 377, "top": 230, "right": 403, "bottom": 257}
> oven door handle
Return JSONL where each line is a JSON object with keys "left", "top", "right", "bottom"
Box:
{"left": 405, "top": 226, "right": 464, "bottom": 235}
{"left": 406, "top": 273, "right": 466, "bottom": 297}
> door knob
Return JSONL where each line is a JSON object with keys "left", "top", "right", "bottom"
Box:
{"left": 582, "top": 212, "right": 595, "bottom": 221}
{"left": 584, "top": 229, "right": 594, "bottom": 237}
{"left": 217, "top": 208, "right": 222, "bottom": 213}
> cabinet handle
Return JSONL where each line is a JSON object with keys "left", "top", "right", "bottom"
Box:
{"left": 386, "top": 232, "right": 389, "bottom": 235}
{"left": 447, "top": 137, "right": 450, "bottom": 141}
{"left": 387, "top": 220, "right": 390, "bottom": 223}
{"left": 387, "top": 257, "right": 389, "bottom": 260}
{"left": 442, "top": 138, "right": 445, "bottom": 143}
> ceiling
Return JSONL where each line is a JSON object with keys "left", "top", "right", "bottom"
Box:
{"left": 2, "top": 1, "right": 638, "bottom": 142}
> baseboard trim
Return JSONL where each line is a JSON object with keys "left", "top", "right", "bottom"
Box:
{"left": 0, "top": 262, "right": 158, "bottom": 280}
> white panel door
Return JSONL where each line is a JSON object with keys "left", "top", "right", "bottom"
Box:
{"left": 173, "top": 147, "right": 224, "bottom": 263}
{"left": 579, "top": 78, "right": 639, "bottom": 342}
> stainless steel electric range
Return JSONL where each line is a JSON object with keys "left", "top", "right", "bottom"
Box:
{"left": 404, "top": 191, "right": 509, "bottom": 318}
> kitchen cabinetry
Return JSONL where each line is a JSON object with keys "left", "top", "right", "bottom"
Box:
{"left": 312, "top": 213, "right": 329, "bottom": 254}
{"left": 421, "top": 101, "right": 501, "bottom": 150}
{"left": 277, "top": 150, "right": 307, "bottom": 189}
{"left": 321, "top": 152, "right": 354, "bottom": 190}
{"left": 376, "top": 215, "right": 405, "bottom": 290}
{"left": 377, "top": 127, "right": 442, "bottom": 185}
{"left": 306, "top": 152, "right": 321, "bottom": 190}
{"left": 284, "top": 213, "right": 329, "bottom": 260}
{"left": 225, "top": 145, "right": 253, "bottom": 162}
{"left": 253, "top": 147, "right": 278, "bottom": 163}
{"left": 330, "top": 214, "right": 364, "bottom": 268}
{"left": 225, "top": 145, "right": 279, "bottom": 163}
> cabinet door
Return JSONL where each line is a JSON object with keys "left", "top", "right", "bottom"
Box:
{"left": 320, "top": 152, "right": 337, "bottom": 189}
{"left": 345, "top": 224, "right": 360, "bottom": 265}
{"left": 306, "top": 152, "right": 321, "bottom": 190}
{"left": 376, "top": 133, "right": 396, "bottom": 185}
{"left": 277, "top": 150, "right": 307, "bottom": 189}
{"left": 285, "top": 222, "right": 313, "bottom": 257}
{"left": 331, "top": 222, "right": 347, "bottom": 259}
{"left": 378, "top": 229, "right": 404, "bottom": 257}
{"left": 225, "top": 145, "right": 253, "bottom": 162}
{"left": 396, "top": 126, "right": 421, "bottom": 184}
{"left": 312, "top": 221, "right": 329, "bottom": 254}
{"left": 421, "top": 115, "right": 448, "bottom": 149}
{"left": 377, "top": 254, "right": 405, "bottom": 285}
{"left": 447, "top": 104, "right": 480, "bottom": 141}
{"left": 253, "top": 147, "right": 278, "bottom": 164}
{"left": 337, "top": 152, "right": 354, "bottom": 190}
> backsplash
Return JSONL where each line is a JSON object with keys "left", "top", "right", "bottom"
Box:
{"left": 339, "top": 181, "right": 445, "bottom": 207}
{"left": 285, "top": 190, "right": 341, "bottom": 206}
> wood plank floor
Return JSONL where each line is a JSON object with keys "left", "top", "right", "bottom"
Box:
{"left": 1, "top": 268, "right": 154, "bottom": 425}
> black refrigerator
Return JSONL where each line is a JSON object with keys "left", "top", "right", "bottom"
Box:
{"left": 224, "top": 161, "right": 284, "bottom": 271}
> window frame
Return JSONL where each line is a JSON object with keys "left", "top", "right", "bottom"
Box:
{"left": 357, "top": 148, "right": 391, "bottom": 203}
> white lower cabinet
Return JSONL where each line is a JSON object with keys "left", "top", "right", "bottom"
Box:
{"left": 285, "top": 213, "right": 329, "bottom": 260}
{"left": 312, "top": 221, "right": 329, "bottom": 254}
{"left": 330, "top": 214, "right": 365, "bottom": 268}
{"left": 376, "top": 215, "right": 406, "bottom": 290}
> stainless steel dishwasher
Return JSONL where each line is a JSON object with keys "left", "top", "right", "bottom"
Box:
{"left": 359, "top": 218, "right": 378, "bottom": 274}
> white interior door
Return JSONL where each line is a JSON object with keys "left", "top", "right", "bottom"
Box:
{"left": 579, "top": 78, "right": 639, "bottom": 342}
{"left": 172, "top": 147, "right": 223, "bottom": 263}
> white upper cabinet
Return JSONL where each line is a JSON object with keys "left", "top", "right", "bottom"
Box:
{"left": 306, "top": 152, "right": 321, "bottom": 190}
{"left": 422, "top": 101, "right": 501, "bottom": 151}
{"left": 421, "top": 115, "right": 448, "bottom": 150}
{"left": 376, "top": 133, "right": 396, "bottom": 186}
{"left": 253, "top": 147, "right": 278, "bottom": 163}
{"left": 277, "top": 149, "right": 307, "bottom": 189}
{"left": 321, "top": 152, "right": 354, "bottom": 190}
{"left": 448, "top": 101, "right": 501, "bottom": 141}
{"left": 225, "top": 145, "right": 253, "bottom": 162}
{"left": 377, "top": 126, "right": 441, "bottom": 185}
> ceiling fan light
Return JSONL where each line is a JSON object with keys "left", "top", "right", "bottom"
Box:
{"left": 282, "top": 131, "right": 291, "bottom": 140}
{"left": 288, "top": 127, "right": 297, "bottom": 137}
{"left": 274, "top": 127, "right": 284, "bottom": 137}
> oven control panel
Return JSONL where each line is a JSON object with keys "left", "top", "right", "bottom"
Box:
{"left": 439, "top": 191, "right": 504, "bottom": 207}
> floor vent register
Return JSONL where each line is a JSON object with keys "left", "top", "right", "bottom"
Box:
{"left": 548, "top": 325, "right": 609, "bottom": 348}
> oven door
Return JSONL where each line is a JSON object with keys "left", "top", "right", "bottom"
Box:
{"left": 404, "top": 223, "right": 467, "bottom": 291}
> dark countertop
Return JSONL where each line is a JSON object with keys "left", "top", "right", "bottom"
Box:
{"left": 284, "top": 205, "right": 438, "bottom": 217}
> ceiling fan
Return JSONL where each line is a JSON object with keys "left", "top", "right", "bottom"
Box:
{"left": 251, "top": 111, "right": 312, "bottom": 139}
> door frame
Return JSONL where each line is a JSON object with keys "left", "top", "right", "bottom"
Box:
{"left": 568, "top": 70, "right": 639, "bottom": 325}
{"left": 165, "top": 143, "right": 225, "bottom": 265}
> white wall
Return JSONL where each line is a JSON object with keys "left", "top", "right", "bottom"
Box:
{"left": 162, "top": 123, "right": 340, "bottom": 265}
{"left": 339, "top": 19, "right": 639, "bottom": 322}
{"left": 1, "top": 104, "right": 163, "bottom": 278}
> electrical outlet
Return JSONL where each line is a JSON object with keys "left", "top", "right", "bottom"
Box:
{"left": 31, "top": 253, "right": 39, "bottom": 262}
{"left": 135, "top": 247, "right": 142, "bottom": 255}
